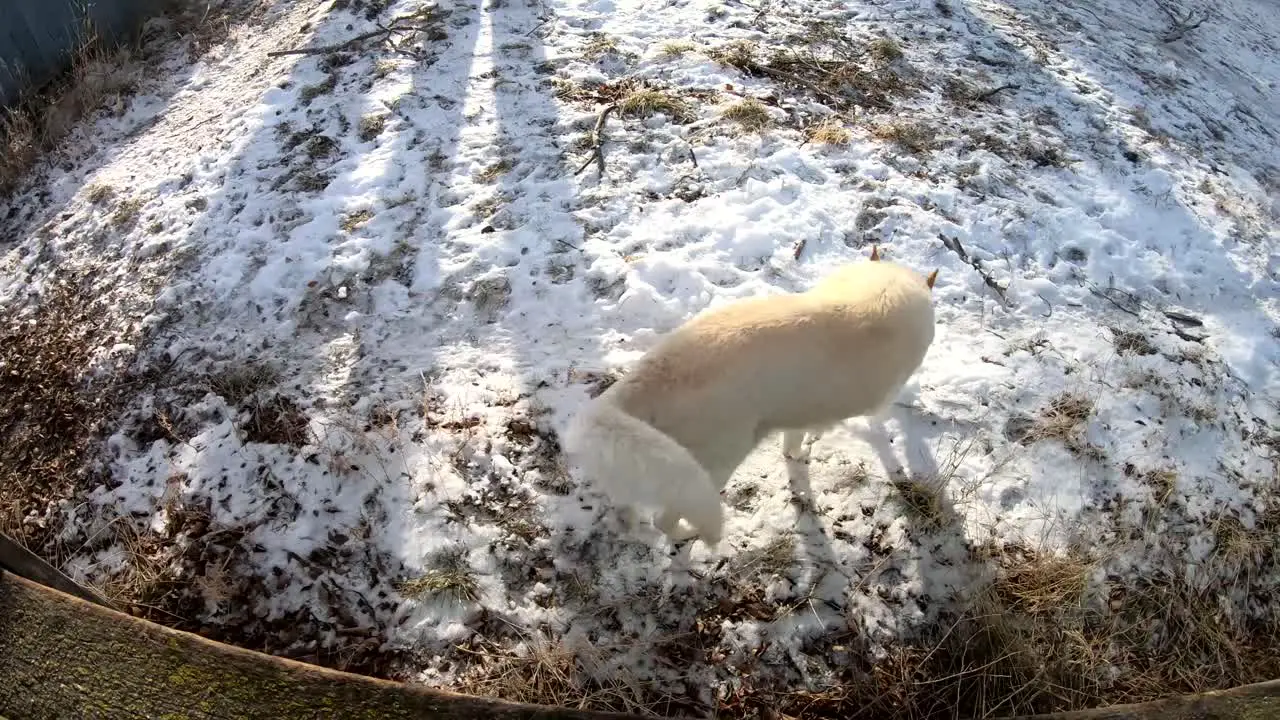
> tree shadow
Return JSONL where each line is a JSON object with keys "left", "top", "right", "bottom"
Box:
{"left": 943, "top": 0, "right": 1279, "bottom": 408}
{"left": 34, "top": 0, "right": 492, "bottom": 678}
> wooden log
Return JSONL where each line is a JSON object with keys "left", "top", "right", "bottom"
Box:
{"left": 0, "top": 570, "right": 652, "bottom": 719}
{"left": 0, "top": 532, "right": 119, "bottom": 610}
{"left": 1004, "top": 678, "right": 1280, "bottom": 719}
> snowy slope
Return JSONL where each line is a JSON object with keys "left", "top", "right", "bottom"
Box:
{"left": 1, "top": 0, "right": 1277, "bottom": 713}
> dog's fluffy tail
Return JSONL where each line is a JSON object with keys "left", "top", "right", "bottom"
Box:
{"left": 564, "top": 399, "right": 724, "bottom": 545}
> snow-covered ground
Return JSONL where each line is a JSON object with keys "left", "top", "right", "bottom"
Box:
{"left": 2, "top": 0, "right": 1278, "bottom": 714}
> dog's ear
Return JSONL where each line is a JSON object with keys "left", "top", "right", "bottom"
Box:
{"left": 926, "top": 269, "right": 939, "bottom": 290}
{"left": 870, "top": 245, "right": 881, "bottom": 261}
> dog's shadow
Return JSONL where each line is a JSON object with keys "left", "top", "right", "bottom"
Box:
{"left": 784, "top": 453, "right": 845, "bottom": 601}
{"left": 853, "top": 406, "right": 983, "bottom": 603}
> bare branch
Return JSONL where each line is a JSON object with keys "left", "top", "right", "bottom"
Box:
{"left": 1153, "top": 0, "right": 1210, "bottom": 43}
{"left": 973, "top": 83, "right": 1020, "bottom": 103}
{"left": 938, "top": 233, "right": 1010, "bottom": 304}
{"left": 574, "top": 104, "right": 618, "bottom": 180}
{"left": 267, "top": 11, "right": 441, "bottom": 57}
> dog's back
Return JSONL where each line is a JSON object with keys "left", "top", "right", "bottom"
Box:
{"left": 607, "top": 259, "right": 935, "bottom": 483}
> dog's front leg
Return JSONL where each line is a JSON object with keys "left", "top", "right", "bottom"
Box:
{"left": 782, "top": 427, "right": 824, "bottom": 461}
{"left": 617, "top": 506, "right": 642, "bottom": 534}
{"left": 654, "top": 509, "right": 700, "bottom": 541}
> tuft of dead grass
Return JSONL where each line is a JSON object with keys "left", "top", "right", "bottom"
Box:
{"left": 1032, "top": 392, "right": 1094, "bottom": 444}
{"left": 84, "top": 183, "right": 115, "bottom": 204}
{"left": 779, "top": 537, "right": 1280, "bottom": 719}
{"left": 206, "top": 361, "right": 279, "bottom": 404}
{"left": 868, "top": 36, "right": 904, "bottom": 64}
{"left": 398, "top": 567, "right": 480, "bottom": 604}
{"left": 1110, "top": 327, "right": 1157, "bottom": 355}
{"left": 728, "top": 534, "right": 796, "bottom": 578}
{"left": 658, "top": 40, "right": 697, "bottom": 58}
{"left": 872, "top": 120, "right": 939, "bottom": 153}
{"left": 807, "top": 117, "right": 853, "bottom": 146}
{"left": 617, "top": 87, "right": 694, "bottom": 122}
{"left": 340, "top": 208, "right": 374, "bottom": 233}
{"left": 110, "top": 196, "right": 145, "bottom": 229}
{"left": 720, "top": 98, "right": 771, "bottom": 131}
{"left": 456, "top": 638, "right": 654, "bottom": 714}
{"left": 891, "top": 473, "right": 949, "bottom": 529}
{"left": 242, "top": 394, "right": 310, "bottom": 447}
{"left": 357, "top": 113, "right": 386, "bottom": 142}
{"left": 709, "top": 33, "right": 909, "bottom": 112}
{"left": 475, "top": 158, "right": 514, "bottom": 184}
{"left": 580, "top": 32, "right": 621, "bottom": 60}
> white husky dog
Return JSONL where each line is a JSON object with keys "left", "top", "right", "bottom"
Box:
{"left": 562, "top": 247, "right": 939, "bottom": 547}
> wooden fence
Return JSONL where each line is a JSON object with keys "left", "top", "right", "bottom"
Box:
{"left": 0, "top": 0, "right": 165, "bottom": 107}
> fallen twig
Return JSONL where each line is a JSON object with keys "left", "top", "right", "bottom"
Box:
{"left": 973, "top": 83, "right": 1020, "bottom": 103}
{"left": 1154, "top": 0, "right": 1210, "bottom": 42}
{"left": 268, "top": 12, "right": 439, "bottom": 57}
{"left": 938, "top": 233, "right": 1009, "bottom": 303}
{"left": 743, "top": 62, "right": 850, "bottom": 109}
{"left": 1163, "top": 309, "right": 1204, "bottom": 327}
{"left": 1038, "top": 293, "right": 1053, "bottom": 318}
{"left": 269, "top": 27, "right": 395, "bottom": 56}
{"left": 574, "top": 104, "right": 618, "bottom": 179}
{"left": 1086, "top": 280, "right": 1142, "bottom": 317}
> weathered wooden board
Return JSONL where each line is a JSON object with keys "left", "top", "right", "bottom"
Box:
{"left": 0, "top": 570, "right": 649, "bottom": 719}
{"left": 1009, "top": 678, "right": 1280, "bottom": 720}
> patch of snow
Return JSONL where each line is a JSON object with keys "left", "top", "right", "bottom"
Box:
{"left": 1, "top": 0, "right": 1277, "bottom": 710}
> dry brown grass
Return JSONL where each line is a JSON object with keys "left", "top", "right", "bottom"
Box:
{"left": 657, "top": 40, "right": 697, "bottom": 58}
{"left": 891, "top": 473, "right": 949, "bottom": 529}
{"left": 0, "top": 45, "right": 137, "bottom": 197}
{"left": 0, "top": 275, "right": 140, "bottom": 552}
{"left": 1004, "top": 392, "right": 1097, "bottom": 455}
{"left": 456, "top": 638, "right": 654, "bottom": 714}
{"left": 110, "top": 196, "right": 145, "bottom": 229}
{"left": 475, "top": 158, "right": 515, "bottom": 184}
{"left": 206, "top": 361, "right": 279, "bottom": 404}
{"left": 1110, "top": 327, "right": 1157, "bottom": 355}
{"left": 868, "top": 36, "right": 904, "bottom": 64}
{"left": 768, "top": 539, "right": 1280, "bottom": 719}
{"left": 720, "top": 98, "right": 771, "bottom": 131}
{"left": 357, "top": 113, "right": 386, "bottom": 142}
{"left": 398, "top": 567, "right": 480, "bottom": 604}
{"left": 84, "top": 182, "right": 116, "bottom": 204}
{"left": 240, "top": 394, "right": 310, "bottom": 446}
{"left": 580, "top": 32, "right": 621, "bottom": 60}
{"left": 728, "top": 534, "right": 796, "bottom": 579}
{"left": 807, "top": 118, "right": 853, "bottom": 146}
{"left": 872, "top": 120, "right": 939, "bottom": 153}
{"left": 709, "top": 34, "right": 910, "bottom": 112}
{"left": 617, "top": 88, "right": 694, "bottom": 122}
{"left": 340, "top": 208, "right": 375, "bottom": 232}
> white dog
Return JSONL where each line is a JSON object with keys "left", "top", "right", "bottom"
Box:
{"left": 562, "top": 247, "right": 939, "bottom": 546}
